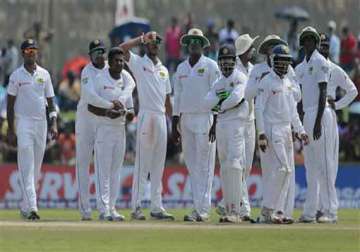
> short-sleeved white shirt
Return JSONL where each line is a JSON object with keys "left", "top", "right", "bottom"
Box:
{"left": 295, "top": 50, "right": 330, "bottom": 113}
{"left": 173, "top": 55, "right": 220, "bottom": 116}
{"left": 127, "top": 52, "right": 171, "bottom": 113}
{"left": 7, "top": 65, "right": 55, "bottom": 120}
{"left": 93, "top": 69, "right": 135, "bottom": 125}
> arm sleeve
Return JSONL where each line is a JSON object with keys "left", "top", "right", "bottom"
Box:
{"left": 220, "top": 82, "right": 245, "bottom": 111}
{"left": 172, "top": 70, "right": 182, "bottom": 116}
{"left": 82, "top": 75, "right": 113, "bottom": 109}
{"left": 209, "top": 61, "right": 220, "bottom": 87}
{"left": 290, "top": 98, "right": 305, "bottom": 134}
{"left": 244, "top": 70, "right": 259, "bottom": 100}
{"left": 315, "top": 59, "right": 330, "bottom": 84}
{"left": 335, "top": 70, "right": 358, "bottom": 110}
{"left": 126, "top": 51, "right": 141, "bottom": 74}
{"left": 45, "top": 72, "right": 55, "bottom": 98}
{"left": 165, "top": 75, "right": 172, "bottom": 95}
{"left": 255, "top": 87, "right": 269, "bottom": 135}
{"left": 119, "top": 72, "right": 136, "bottom": 107}
{"left": 203, "top": 83, "right": 220, "bottom": 111}
{"left": 288, "top": 66, "right": 302, "bottom": 102}
{"left": 7, "top": 73, "right": 18, "bottom": 96}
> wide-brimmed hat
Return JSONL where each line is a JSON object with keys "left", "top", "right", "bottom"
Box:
{"left": 258, "top": 35, "right": 288, "bottom": 55}
{"left": 299, "top": 26, "right": 320, "bottom": 46}
{"left": 235, "top": 34, "right": 259, "bottom": 56}
{"left": 180, "top": 28, "right": 210, "bottom": 48}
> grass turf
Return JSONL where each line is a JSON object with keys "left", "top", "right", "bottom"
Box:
{"left": 0, "top": 208, "right": 359, "bottom": 252}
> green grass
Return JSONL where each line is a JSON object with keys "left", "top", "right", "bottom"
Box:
{"left": 0, "top": 208, "right": 359, "bottom": 252}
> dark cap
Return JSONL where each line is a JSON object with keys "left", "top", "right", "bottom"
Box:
{"left": 89, "top": 39, "right": 106, "bottom": 54}
{"left": 21, "top": 39, "right": 38, "bottom": 50}
{"left": 319, "top": 33, "right": 330, "bottom": 46}
{"left": 218, "top": 44, "right": 236, "bottom": 59}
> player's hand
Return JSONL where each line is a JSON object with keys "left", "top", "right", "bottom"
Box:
{"left": 126, "top": 111, "right": 135, "bottom": 122}
{"left": 208, "top": 123, "right": 216, "bottom": 143}
{"left": 327, "top": 97, "right": 336, "bottom": 111}
{"left": 258, "top": 134, "right": 268, "bottom": 152}
{"left": 49, "top": 124, "right": 58, "bottom": 140}
{"left": 143, "top": 31, "right": 157, "bottom": 44}
{"left": 106, "top": 109, "right": 122, "bottom": 119}
{"left": 172, "top": 116, "right": 181, "bottom": 145}
{"left": 313, "top": 120, "right": 322, "bottom": 140}
{"left": 112, "top": 100, "right": 124, "bottom": 111}
{"left": 7, "top": 130, "right": 17, "bottom": 147}
{"left": 300, "top": 133, "right": 309, "bottom": 146}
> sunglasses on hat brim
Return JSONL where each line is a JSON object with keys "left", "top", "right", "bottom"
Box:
{"left": 188, "top": 38, "right": 203, "bottom": 45}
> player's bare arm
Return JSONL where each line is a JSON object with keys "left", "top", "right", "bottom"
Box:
{"left": 47, "top": 97, "right": 58, "bottom": 140}
{"left": 314, "top": 82, "right": 327, "bottom": 140}
{"left": 119, "top": 31, "right": 157, "bottom": 61}
{"left": 6, "top": 94, "right": 16, "bottom": 146}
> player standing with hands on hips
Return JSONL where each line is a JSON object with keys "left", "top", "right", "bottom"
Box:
{"left": 120, "top": 31, "right": 174, "bottom": 221}
{"left": 172, "top": 28, "right": 220, "bottom": 222}
{"left": 7, "top": 39, "right": 58, "bottom": 220}
{"left": 203, "top": 44, "right": 248, "bottom": 223}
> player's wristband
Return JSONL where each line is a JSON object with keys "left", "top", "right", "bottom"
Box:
{"left": 49, "top": 111, "right": 57, "bottom": 119}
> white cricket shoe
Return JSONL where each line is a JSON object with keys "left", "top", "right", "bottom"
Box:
{"left": 111, "top": 210, "right": 125, "bottom": 222}
{"left": 317, "top": 215, "right": 337, "bottom": 224}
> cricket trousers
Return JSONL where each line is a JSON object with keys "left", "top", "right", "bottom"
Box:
{"left": 131, "top": 110, "right": 167, "bottom": 213}
{"left": 16, "top": 117, "right": 47, "bottom": 213}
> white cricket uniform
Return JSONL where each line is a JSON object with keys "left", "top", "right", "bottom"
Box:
{"left": 91, "top": 69, "right": 135, "bottom": 215}
{"left": 7, "top": 65, "right": 55, "bottom": 213}
{"left": 246, "top": 62, "right": 300, "bottom": 218}
{"left": 173, "top": 55, "right": 220, "bottom": 216}
{"left": 236, "top": 59, "right": 255, "bottom": 217}
{"left": 255, "top": 70, "right": 305, "bottom": 215}
{"left": 317, "top": 59, "right": 358, "bottom": 214}
{"left": 295, "top": 50, "right": 338, "bottom": 219}
{"left": 126, "top": 52, "right": 171, "bottom": 213}
{"left": 75, "top": 62, "right": 111, "bottom": 217}
{"left": 203, "top": 69, "right": 248, "bottom": 216}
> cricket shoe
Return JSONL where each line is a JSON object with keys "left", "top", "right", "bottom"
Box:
{"left": 282, "top": 217, "right": 295, "bottom": 224}
{"left": 111, "top": 210, "right": 125, "bottom": 222}
{"left": 317, "top": 215, "right": 337, "bottom": 224}
{"left": 316, "top": 210, "right": 324, "bottom": 222}
{"left": 256, "top": 207, "right": 273, "bottom": 224}
{"left": 298, "top": 215, "right": 316, "bottom": 224}
{"left": 131, "top": 207, "right": 146, "bottom": 220}
{"left": 216, "top": 205, "right": 226, "bottom": 217}
{"left": 99, "top": 212, "right": 113, "bottom": 221}
{"left": 220, "top": 215, "right": 242, "bottom": 224}
{"left": 20, "top": 210, "right": 29, "bottom": 219}
{"left": 184, "top": 210, "right": 199, "bottom": 222}
{"left": 150, "top": 210, "right": 175, "bottom": 220}
{"left": 196, "top": 213, "right": 210, "bottom": 222}
{"left": 241, "top": 215, "right": 256, "bottom": 223}
{"left": 81, "top": 212, "right": 92, "bottom": 221}
{"left": 27, "top": 211, "right": 40, "bottom": 221}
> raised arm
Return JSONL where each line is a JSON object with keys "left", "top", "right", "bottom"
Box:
{"left": 119, "top": 31, "right": 157, "bottom": 62}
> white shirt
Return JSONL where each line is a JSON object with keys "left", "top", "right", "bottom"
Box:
{"left": 255, "top": 70, "right": 305, "bottom": 135}
{"left": 173, "top": 55, "right": 220, "bottom": 116}
{"left": 327, "top": 59, "right": 358, "bottom": 110}
{"left": 295, "top": 50, "right": 330, "bottom": 113}
{"left": 77, "top": 62, "right": 112, "bottom": 113}
{"left": 92, "top": 69, "right": 135, "bottom": 125}
{"left": 236, "top": 59, "right": 255, "bottom": 120}
{"left": 245, "top": 62, "right": 301, "bottom": 102}
{"left": 203, "top": 69, "right": 249, "bottom": 121}
{"left": 127, "top": 52, "right": 171, "bottom": 113}
{"left": 7, "top": 64, "right": 54, "bottom": 120}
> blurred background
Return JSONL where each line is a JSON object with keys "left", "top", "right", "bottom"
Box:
{"left": 0, "top": 0, "right": 359, "bottom": 209}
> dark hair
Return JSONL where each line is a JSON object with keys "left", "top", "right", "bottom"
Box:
{"left": 108, "top": 47, "right": 124, "bottom": 62}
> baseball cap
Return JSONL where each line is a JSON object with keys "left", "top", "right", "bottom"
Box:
{"left": 89, "top": 39, "right": 106, "bottom": 54}
{"left": 20, "top": 39, "right": 38, "bottom": 50}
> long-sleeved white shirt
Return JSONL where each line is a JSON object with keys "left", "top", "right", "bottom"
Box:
{"left": 255, "top": 70, "right": 305, "bottom": 135}
{"left": 236, "top": 59, "right": 254, "bottom": 120}
{"left": 203, "top": 69, "right": 249, "bottom": 121}
{"left": 77, "top": 62, "right": 113, "bottom": 113}
{"left": 245, "top": 61, "right": 301, "bottom": 102}
{"left": 327, "top": 59, "right": 358, "bottom": 110}
{"left": 173, "top": 55, "right": 220, "bottom": 116}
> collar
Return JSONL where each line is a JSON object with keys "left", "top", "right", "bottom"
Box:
{"left": 303, "top": 49, "right": 320, "bottom": 65}
{"left": 21, "top": 64, "right": 38, "bottom": 75}
{"left": 186, "top": 54, "right": 204, "bottom": 69}
{"left": 144, "top": 54, "right": 162, "bottom": 67}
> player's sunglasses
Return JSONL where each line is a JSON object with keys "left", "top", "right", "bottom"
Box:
{"left": 149, "top": 39, "right": 162, "bottom": 45}
{"left": 23, "top": 48, "right": 38, "bottom": 54}
{"left": 188, "top": 38, "right": 203, "bottom": 45}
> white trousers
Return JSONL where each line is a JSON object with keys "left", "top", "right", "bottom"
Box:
{"left": 217, "top": 120, "right": 246, "bottom": 215}
{"left": 16, "top": 118, "right": 47, "bottom": 213}
{"left": 303, "top": 107, "right": 339, "bottom": 218}
{"left": 75, "top": 109, "right": 97, "bottom": 216}
{"left": 260, "top": 123, "right": 294, "bottom": 216}
{"left": 181, "top": 113, "right": 216, "bottom": 215}
{"left": 240, "top": 119, "right": 256, "bottom": 216}
{"left": 94, "top": 122, "right": 126, "bottom": 214}
{"left": 131, "top": 111, "right": 167, "bottom": 213}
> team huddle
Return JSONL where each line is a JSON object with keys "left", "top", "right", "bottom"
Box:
{"left": 7, "top": 25, "right": 357, "bottom": 224}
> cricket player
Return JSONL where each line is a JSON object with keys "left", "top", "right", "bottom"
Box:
{"left": 172, "top": 28, "right": 220, "bottom": 222}
{"left": 296, "top": 27, "right": 337, "bottom": 224}
{"left": 234, "top": 34, "right": 258, "bottom": 220}
{"left": 119, "top": 32, "right": 174, "bottom": 220}
{"left": 314, "top": 33, "right": 358, "bottom": 222}
{"left": 7, "top": 39, "right": 58, "bottom": 220}
{"left": 255, "top": 44, "right": 309, "bottom": 224}
{"left": 245, "top": 35, "right": 301, "bottom": 223}
{"left": 76, "top": 39, "right": 116, "bottom": 221}
{"left": 88, "top": 47, "right": 135, "bottom": 221}
{"left": 203, "top": 44, "right": 248, "bottom": 223}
